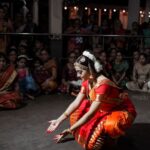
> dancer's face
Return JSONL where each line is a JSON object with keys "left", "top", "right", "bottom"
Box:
{"left": 75, "top": 65, "right": 89, "bottom": 81}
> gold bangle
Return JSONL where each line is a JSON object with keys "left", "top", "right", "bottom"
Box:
{"left": 63, "top": 112, "right": 69, "bottom": 118}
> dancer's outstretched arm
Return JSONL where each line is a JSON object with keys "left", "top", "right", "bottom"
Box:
{"left": 53, "top": 95, "right": 102, "bottom": 143}
{"left": 47, "top": 91, "right": 85, "bottom": 133}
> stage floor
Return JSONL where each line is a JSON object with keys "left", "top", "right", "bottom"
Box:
{"left": 0, "top": 91, "right": 150, "bottom": 150}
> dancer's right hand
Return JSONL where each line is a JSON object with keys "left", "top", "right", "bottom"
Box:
{"left": 47, "top": 120, "right": 60, "bottom": 134}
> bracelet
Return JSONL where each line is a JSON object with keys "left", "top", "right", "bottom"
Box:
{"left": 63, "top": 112, "right": 69, "bottom": 118}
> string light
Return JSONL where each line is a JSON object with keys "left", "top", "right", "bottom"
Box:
{"left": 113, "top": 9, "right": 116, "bottom": 12}
{"left": 74, "top": 6, "right": 78, "bottom": 10}
{"left": 85, "top": 7, "right": 88, "bottom": 10}
{"left": 64, "top": 6, "right": 67, "bottom": 10}
{"left": 64, "top": 3, "right": 150, "bottom": 21}
{"left": 94, "top": 8, "right": 97, "bottom": 11}
{"left": 140, "top": 11, "right": 143, "bottom": 14}
{"left": 122, "top": 10, "right": 126, "bottom": 13}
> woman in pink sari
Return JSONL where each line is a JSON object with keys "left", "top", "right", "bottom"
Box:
{"left": 0, "top": 53, "right": 21, "bottom": 109}
{"left": 47, "top": 50, "right": 136, "bottom": 150}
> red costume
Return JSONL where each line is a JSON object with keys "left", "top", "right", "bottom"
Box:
{"left": 70, "top": 76, "right": 136, "bottom": 150}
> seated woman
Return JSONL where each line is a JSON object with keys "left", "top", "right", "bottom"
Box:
{"left": 39, "top": 49, "right": 58, "bottom": 93}
{"left": 46, "top": 50, "right": 137, "bottom": 150}
{"left": 7, "top": 46, "right": 18, "bottom": 67}
{"left": 111, "top": 51, "right": 129, "bottom": 88}
{"left": 126, "top": 53, "right": 150, "bottom": 92}
{"left": 58, "top": 52, "right": 81, "bottom": 94}
{"left": 0, "top": 53, "right": 22, "bottom": 109}
{"left": 98, "top": 51, "right": 112, "bottom": 78}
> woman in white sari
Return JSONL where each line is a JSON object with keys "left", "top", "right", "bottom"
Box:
{"left": 126, "top": 53, "right": 150, "bottom": 92}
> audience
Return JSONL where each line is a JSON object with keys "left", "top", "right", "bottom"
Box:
{"left": 32, "top": 57, "right": 45, "bottom": 88}
{"left": 0, "top": 6, "right": 13, "bottom": 53}
{"left": 18, "top": 40, "right": 29, "bottom": 55}
{"left": 1, "top": 3, "right": 150, "bottom": 111}
{"left": 111, "top": 51, "right": 129, "bottom": 88}
{"left": 17, "top": 55, "right": 37, "bottom": 100}
{"left": 98, "top": 51, "right": 112, "bottom": 77}
{"left": 126, "top": 53, "right": 150, "bottom": 92}
{"left": 58, "top": 52, "right": 80, "bottom": 94}
{"left": 7, "top": 46, "right": 18, "bottom": 67}
{"left": 39, "top": 49, "right": 58, "bottom": 93}
{"left": 0, "top": 53, "right": 22, "bottom": 109}
{"left": 33, "top": 38, "right": 46, "bottom": 59}
{"left": 64, "top": 18, "right": 88, "bottom": 53}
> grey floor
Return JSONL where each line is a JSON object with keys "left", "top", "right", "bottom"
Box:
{"left": 0, "top": 91, "right": 150, "bottom": 150}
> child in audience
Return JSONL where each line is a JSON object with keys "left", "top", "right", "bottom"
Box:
{"left": 17, "top": 55, "right": 37, "bottom": 100}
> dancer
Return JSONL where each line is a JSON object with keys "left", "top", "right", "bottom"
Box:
{"left": 47, "top": 50, "right": 137, "bottom": 150}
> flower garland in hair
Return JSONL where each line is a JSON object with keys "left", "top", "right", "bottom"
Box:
{"left": 83, "top": 50, "right": 103, "bottom": 73}
{"left": 83, "top": 51, "right": 96, "bottom": 61}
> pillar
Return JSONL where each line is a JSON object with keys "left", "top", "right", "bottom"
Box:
{"left": 145, "top": 0, "right": 150, "bottom": 22}
{"left": 33, "top": 0, "right": 39, "bottom": 25}
{"left": 48, "top": 0, "right": 63, "bottom": 59}
{"left": 98, "top": 9, "right": 102, "bottom": 26}
{"left": 49, "top": 0, "right": 63, "bottom": 34}
{"left": 128, "top": 0, "right": 140, "bottom": 29}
